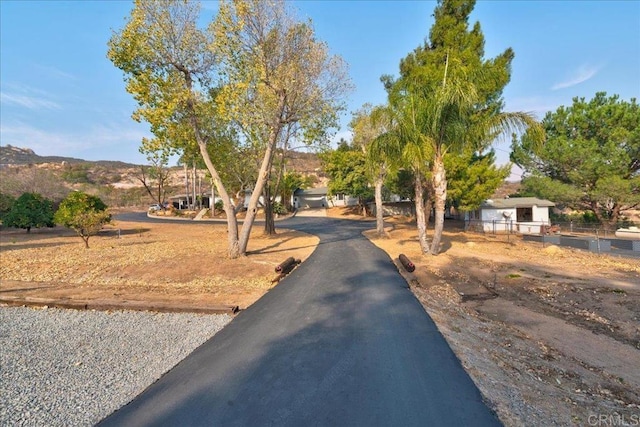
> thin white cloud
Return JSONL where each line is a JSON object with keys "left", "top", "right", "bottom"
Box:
{"left": 551, "top": 64, "right": 601, "bottom": 90}
{"left": 0, "top": 92, "right": 61, "bottom": 110}
{"left": 0, "top": 83, "right": 61, "bottom": 110}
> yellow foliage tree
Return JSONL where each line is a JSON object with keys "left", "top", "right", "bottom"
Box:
{"left": 108, "top": 0, "right": 351, "bottom": 258}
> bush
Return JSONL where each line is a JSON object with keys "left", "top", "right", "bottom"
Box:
{"left": 62, "top": 164, "right": 92, "bottom": 184}
{"left": 551, "top": 211, "right": 601, "bottom": 226}
{"left": 273, "top": 201, "right": 287, "bottom": 215}
{"left": 214, "top": 200, "right": 224, "bottom": 212}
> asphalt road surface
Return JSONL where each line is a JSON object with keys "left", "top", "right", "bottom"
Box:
{"left": 99, "top": 216, "right": 501, "bottom": 426}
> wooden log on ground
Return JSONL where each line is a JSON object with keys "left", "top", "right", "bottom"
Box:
{"left": 399, "top": 253, "right": 415, "bottom": 272}
{"left": 275, "top": 257, "right": 298, "bottom": 273}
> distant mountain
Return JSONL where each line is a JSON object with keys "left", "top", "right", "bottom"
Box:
{"left": 0, "top": 145, "right": 139, "bottom": 168}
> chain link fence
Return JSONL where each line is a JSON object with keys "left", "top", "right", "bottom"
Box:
{"left": 464, "top": 219, "right": 639, "bottom": 256}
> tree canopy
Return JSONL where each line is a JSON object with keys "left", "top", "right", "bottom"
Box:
{"left": 321, "top": 143, "right": 372, "bottom": 210}
{"left": 512, "top": 92, "right": 640, "bottom": 228}
{"left": 350, "top": 103, "right": 399, "bottom": 232}
{"left": 2, "top": 192, "right": 54, "bottom": 233}
{"left": 54, "top": 191, "right": 111, "bottom": 248}
{"left": 108, "top": 0, "right": 350, "bottom": 258}
{"left": 445, "top": 149, "right": 510, "bottom": 212}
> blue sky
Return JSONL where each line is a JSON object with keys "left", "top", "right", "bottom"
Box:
{"left": 1, "top": 1, "right": 639, "bottom": 176}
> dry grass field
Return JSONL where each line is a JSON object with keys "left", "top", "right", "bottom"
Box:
{"left": 0, "top": 214, "right": 318, "bottom": 310}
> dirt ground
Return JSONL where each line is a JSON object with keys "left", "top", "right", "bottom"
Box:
{"left": 362, "top": 214, "right": 639, "bottom": 427}
{"left": 1, "top": 208, "right": 639, "bottom": 426}
{"left": 0, "top": 214, "right": 318, "bottom": 310}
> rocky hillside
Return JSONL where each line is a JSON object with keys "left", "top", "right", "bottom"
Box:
{"left": 0, "top": 145, "right": 136, "bottom": 168}
{"left": 0, "top": 146, "right": 326, "bottom": 205}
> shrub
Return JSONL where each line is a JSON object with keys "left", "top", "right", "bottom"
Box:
{"left": 273, "top": 201, "right": 287, "bottom": 215}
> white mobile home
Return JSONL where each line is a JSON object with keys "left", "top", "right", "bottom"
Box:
{"left": 466, "top": 197, "right": 555, "bottom": 234}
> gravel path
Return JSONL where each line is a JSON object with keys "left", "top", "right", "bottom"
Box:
{"left": 0, "top": 306, "right": 232, "bottom": 426}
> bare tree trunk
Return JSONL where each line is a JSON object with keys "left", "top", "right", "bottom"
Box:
{"left": 592, "top": 200, "right": 620, "bottom": 231}
{"left": 181, "top": 71, "right": 241, "bottom": 256}
{"left": 192, "top": 162, "right": 197, "bottom": 210}
{"left": 263, "top": 181, "right": 276, "bottom": 235}
{"left": 374, "top": 176, "right": 384, "bottom": 237}
{"left": 414, "top": 174, "right": 430, "bottom": 254}
{"left": 430, "top": 153, "right": 447, "bottom": 255}
{"left": 424, "top": 195, "right": 433, "bottom": 226}
{"left": 238, "top": 93, "right": 286, "bottom": 255}
{"left": 183, "top": 163, "right": 189, "bottom": 210}
{"left": 196, "top": 142, "right": 240, "bottom": 258}
{"left": 211, "top": 181, "right": 215, "bottom": 212}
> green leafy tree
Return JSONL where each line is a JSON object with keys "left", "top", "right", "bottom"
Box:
{"left": 213, "top": 0, "right": 351, "bottom": 248}
{"left": 385, "top": 0, "right": 542, "bottom": 254}
{"left": 351, "top": 104, "right": 401, "bottom": 234}
{"left": 512, "top": 92, "right": 640, "bottom": 229}
{"left": 0, "top": 193, "right": 16, "bottom": 221}
{"left": 385, "top": 169, "right": 415, "bottom": 202}
{"left": 446, "top": 149, "right": 510, "bottom": 212}
{"left": 321, "top": 144, "right": 372, "bottom": 214}
{"left": 54, "top": 191, "right": 111, "bottom": 248}
{"left": 108, "top": 0, "right": 241, "bottom": 254}
{"left": 2, "top": 192, "right": 54, "bottom": 233}
{"left": 279, "top": 171, "right": 313, "bottom": 212}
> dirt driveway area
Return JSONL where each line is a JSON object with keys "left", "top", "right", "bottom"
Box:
{"left": 1, "top": 209, "right": 639, "bottom": 426}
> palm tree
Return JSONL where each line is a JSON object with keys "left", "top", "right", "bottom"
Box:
{"left": 386, "top": 55, "right": 544, "bottom": 255}
{"left": 382, "top": 83, "right": 435, "bottom": 254}
{"left": 362, "top": 105, "right": 401, "bottom": 237}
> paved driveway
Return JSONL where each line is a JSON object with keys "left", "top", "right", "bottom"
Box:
{"left": 294, "top": 207, "right": 327, "bottom": 217}
{"left": 99, "top": 216, "right": 500, "bottom": 426}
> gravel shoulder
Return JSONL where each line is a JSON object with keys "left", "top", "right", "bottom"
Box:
{"left": 0, "top": 306, "right": 231, "bottom": 426}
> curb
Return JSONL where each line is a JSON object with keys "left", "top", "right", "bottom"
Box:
{"left": 0, "top": 296, "right": 239, "bottom": 315}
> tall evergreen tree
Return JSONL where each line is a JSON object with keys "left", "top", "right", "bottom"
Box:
{"left": 446, "top": 149, "right": 510, "bottom": 212}
{"left": 387, "top": 0, "right": 541, "bottom": 254}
